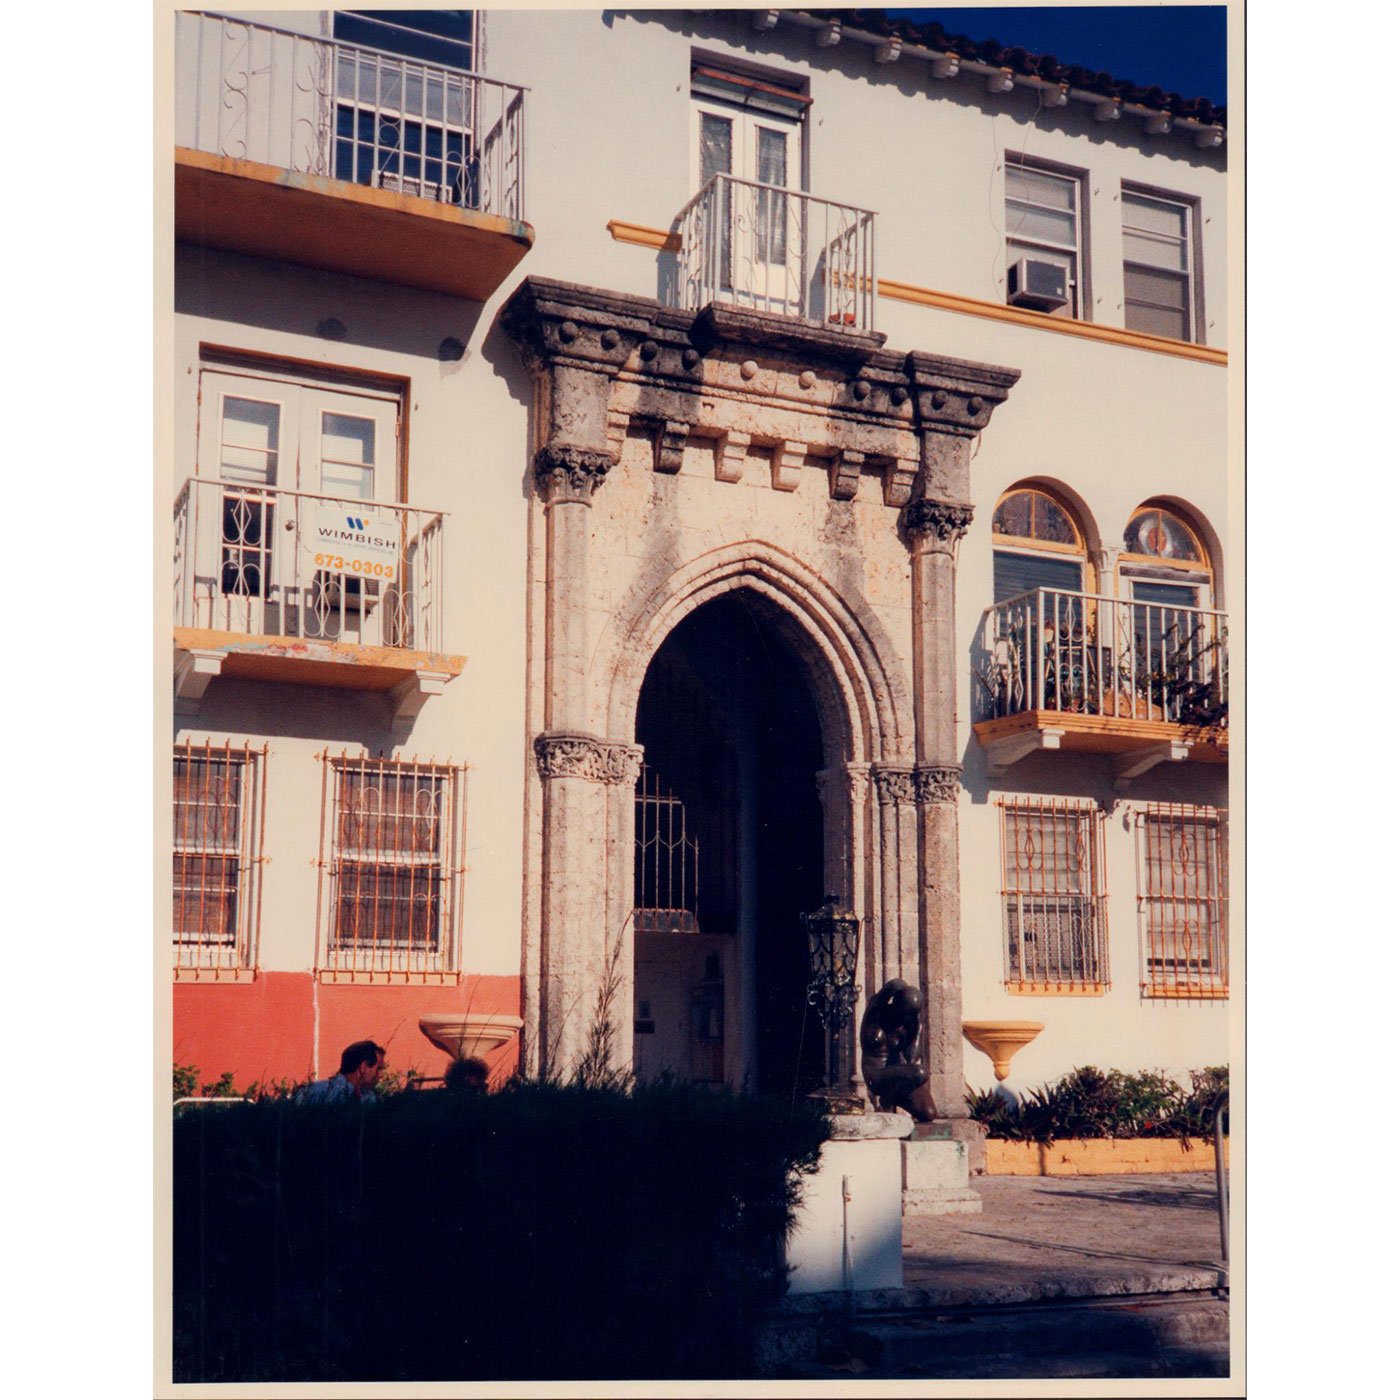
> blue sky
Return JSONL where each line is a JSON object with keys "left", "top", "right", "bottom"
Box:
{"left": 883, "top": 7, "right": 1227, "bottom": 105}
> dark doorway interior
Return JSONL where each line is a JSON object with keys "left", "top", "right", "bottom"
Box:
{"left": 634, "top": 591, "right": 826, "bottom": 1097}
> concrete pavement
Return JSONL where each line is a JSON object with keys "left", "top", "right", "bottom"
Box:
{"left": 759, "top": 1171, "right": 1234, "bottom": 1380}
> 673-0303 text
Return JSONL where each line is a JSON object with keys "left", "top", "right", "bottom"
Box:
{"left": 314, "top": 552, "right": 395, "bottom": 581}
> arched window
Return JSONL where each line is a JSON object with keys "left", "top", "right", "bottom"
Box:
{"left": 1120, "top": 503, "right": 1213, "bottom": 610}
{"left": 1120, "top": 505, "right": 1220, "bottom": 720}
{"left": 991, "top": 486, "right": 1090, "bottom": 602}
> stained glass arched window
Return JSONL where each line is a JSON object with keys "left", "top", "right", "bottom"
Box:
{"left": 992, "top": 487, "right": 1088, "bottom": 601}
{"left": 1123, "top": 505, "right": 1204, "bottom": 564}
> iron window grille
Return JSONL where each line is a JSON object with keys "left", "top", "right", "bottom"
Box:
{"left": 320, "top": 753, "right": 467, "bottom": 976}
{"left": 633, "top": 764, "right": 701, "bottom": 934}
{"left": 999, "top": 797, "right": 1109, "bottom": 991}
{"left": 173, "top": 740, "right": 267, "bottom": 972}
{"left": 1135, "top": 803, "right": 1228, "bottom": 998}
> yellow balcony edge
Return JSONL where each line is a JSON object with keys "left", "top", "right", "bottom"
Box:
{"left": 178, "top": 147, "right": 534, "bottom": 244}
{"left": 605, "top": 217, "right": 1225, "bottom": 365}
{"left": 606, "top": 218, "right": 681, "bottom": 252}
{"left": 174, "top": 628, "right": 466, "bottom": 677}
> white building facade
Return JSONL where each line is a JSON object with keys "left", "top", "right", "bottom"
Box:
{"left": 168, "top": 8, "right": 1230, "bottom": 1117}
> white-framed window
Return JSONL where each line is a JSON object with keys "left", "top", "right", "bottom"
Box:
{"left": 191, "top": 362, "right": 404, "bottom": 643}
{"left": 331, "top": 10, "right": 480, "bottom": 207}
{"left": 1004, "top": 158, "right": 1086, "bottom": 319}
{"left": 690, "top": 61, "right": 808, "bottom": 313}
{"left": 319, "top": 753, "right": 467, "bottom": 977}
{"left": 173, "top": 741, "right": 266, "bottom": 972}
{"left": 999, "top": 797, "right": 1108, "bottom": 991}
{"left": 1135, "top": 804, "right": 1227, "bottom": 997}
{"left": 1122, "top": 186, "right": 1199, "bottom": 341}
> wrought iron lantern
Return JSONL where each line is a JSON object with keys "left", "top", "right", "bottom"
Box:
{"left": 801, "top": 894, "right": 863, "bottom": 1113}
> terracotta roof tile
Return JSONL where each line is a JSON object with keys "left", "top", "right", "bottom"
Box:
{"left": 803, "top": 9, "right": 1226, "bottom": 126}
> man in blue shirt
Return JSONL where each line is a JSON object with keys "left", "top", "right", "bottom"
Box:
{"left": 296, "top": 1039, "right": 386, "bottom": 1104}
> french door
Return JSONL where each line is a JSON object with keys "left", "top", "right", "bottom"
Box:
{"left": 195, "top": 370, "right": 399, "bottom": 643}
{"left": 693, "top": 97, "right": 804, "bottom": 316}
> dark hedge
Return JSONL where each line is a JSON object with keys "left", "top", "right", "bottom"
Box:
{"left": 172, "top": 1080, "right": 829, "bottom": 1382}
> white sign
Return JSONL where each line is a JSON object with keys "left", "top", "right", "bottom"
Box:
{"left": 304, "top": 504, "right": 401, "bottom": 582}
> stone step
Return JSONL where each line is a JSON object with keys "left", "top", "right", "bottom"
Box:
{"left": 843, "top": 1290, "right": 1229, "bottom": 1378}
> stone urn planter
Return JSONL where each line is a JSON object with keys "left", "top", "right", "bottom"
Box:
{"left": 962, "top": 1020, "right": 1043, "bottom": 1081}
{"left": 418, "top": 1012, "right": 523, "bottom": 1062}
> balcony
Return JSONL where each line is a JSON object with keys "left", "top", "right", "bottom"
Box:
{"left": 173, "top": 478, "right": 464, "bottom": 725}
{"left": 173, "top": 11, "right": 532, "bottom": 300}
{"left": 676, "top": 174, "right": 878, "bottom": 333}
{"left": 973, "top": 588, "right": 1228, "bottom": 786}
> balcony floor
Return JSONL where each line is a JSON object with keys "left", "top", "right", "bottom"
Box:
{"left": 175, "top": 148, "right": 533, "bottom": 301}
{"left": 975, "top": 710, "right": 1228, "bottom": 780}
{"left": 175, "top": 627, "right": 465, "bottom": 693}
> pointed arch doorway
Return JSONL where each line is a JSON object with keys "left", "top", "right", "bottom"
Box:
{"left": 630, "top": 591, "right": 829, "bottom": 1097}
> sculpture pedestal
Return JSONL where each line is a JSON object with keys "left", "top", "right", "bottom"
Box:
{"left": 902, "top": 1123, "right": 984, "bottom": 1215}
{"left": 785, "top": 1112, "right": 909, "bottom": 1296}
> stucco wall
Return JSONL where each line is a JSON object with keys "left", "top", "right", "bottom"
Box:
{"left": 169, "top": 7, "right": 1229, "bottom": 1090}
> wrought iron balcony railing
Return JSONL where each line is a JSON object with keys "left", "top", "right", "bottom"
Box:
{"left": 676, "top": 173, "right": 878, "bottom": 331}
{"left": 174, "top": 478, "right": 447, "bottom": 654}
{"left": 175, "top": 10, "right": 525, "bottom": 221}
{"left": 976, "top": 587, "right": 1228, "bottom": 727}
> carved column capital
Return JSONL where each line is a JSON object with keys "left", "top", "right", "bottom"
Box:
{"left": 870, "top": 764, "right": 917, "bottom": 806}
{"left": 905, "top": 499, "right": 974, "bottom": 549}
{"left": 534, "top": 732, "right": 644, "bottom": 785}
{"left": 845, "top": 762, "right": 871, "bottom": 806}
{"left": 533, "top": 445, "right": 618, "bottom": 504}
{"left": 913, "top": 763, "right": 963, "bottom": 804}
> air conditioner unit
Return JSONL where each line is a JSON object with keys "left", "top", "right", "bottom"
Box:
{"left": 1007, "top": 257, "right": 1069, "bottom": 310}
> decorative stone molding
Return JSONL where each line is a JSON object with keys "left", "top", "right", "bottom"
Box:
{"left": 498, "top": 279, "right": 1021, "bottom": 510}
{"left": 870, "top": 764, "right": 917, "bottom": 806}
{"left": 905, "top": 499, "right": 974, "bottom": 547}
{"left": 907, "top": 351, "right": 1021, "bottom": 438}
{"left": 653, "top": 419, "right": 690, "bottom": 475}
{"left": 533, "top": 445, "right": 617, "bottom": 504}
{"left": 830, "top": 448, "right": 864, "bottom": 501}
{"left": 882, "top": 458, "right": 918, "bottom": 507}
{"left": 913, "top": 764, "right": 962, "bottom": 804}
{"left": 534, "top": 733, "right": 644, "bottom": 786}
{"left": 772, "top": 440, "right": 807, "bottom": 492}
{"left": 716, "top": 429, "right": 750, "bottom": 483}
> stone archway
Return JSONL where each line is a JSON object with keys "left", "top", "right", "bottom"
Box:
{"left": 501, "top": 275, "right": 1021, "bottom": 1129}
{"left": 603, "top": 545, "right": 913, "bottom": 1095}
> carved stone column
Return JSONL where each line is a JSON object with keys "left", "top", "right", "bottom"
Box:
{"left": 533, "top": 734, "right": 642, "bottom": 1076}
{"left": 502, "top": 280, "right": 650, "bottom": 1078}
{"left": 903, "top": 353, "right": 1020, "bottom": 1128}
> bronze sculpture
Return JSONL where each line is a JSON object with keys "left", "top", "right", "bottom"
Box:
{"left": 859, "top": 979, "right": 938, "bottom": 1121}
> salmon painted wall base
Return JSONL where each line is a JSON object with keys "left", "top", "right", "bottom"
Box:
{"left": 173, "top": 973, "right": 523, "bottom": 1088}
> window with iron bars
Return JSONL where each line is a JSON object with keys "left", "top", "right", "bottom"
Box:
{"left": 999, "top": 797, "right": 1108, "bottom": 991}
{"left": 633, "top": 764, "right": 701, "bottom": 934}
{"left": 320, "top": 754, "right": 466, "bottom": 976}
{"left": 1136, "top": 803, "right": 1227, "bottom": 998}
{"left": 173, "top": 741, "right": 266, "bottom": 973}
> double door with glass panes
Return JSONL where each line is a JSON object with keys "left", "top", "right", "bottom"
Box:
{"left": 195, "top": 370, "right": 400, "bottom": 645}
{"left": 694, "top": 98, "right": 804, "bottom": 317}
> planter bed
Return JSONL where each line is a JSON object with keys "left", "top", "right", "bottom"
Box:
{"left": 985, "top": 1137, "right": 1229, "bottom": 1176}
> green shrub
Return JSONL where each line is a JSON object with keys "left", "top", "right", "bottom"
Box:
{"left": 172, "top": 1078, "right": 828, "bottom": 1382}
{"left": 966, "top": 1064, "right": 1229, "bottom": 1144}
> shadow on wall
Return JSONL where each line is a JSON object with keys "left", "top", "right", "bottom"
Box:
{"left": 172, "top": 678, "right": 428, "bottom": 749}
{"left": 175, "top": 244, "right": 487, "bottom": 361}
